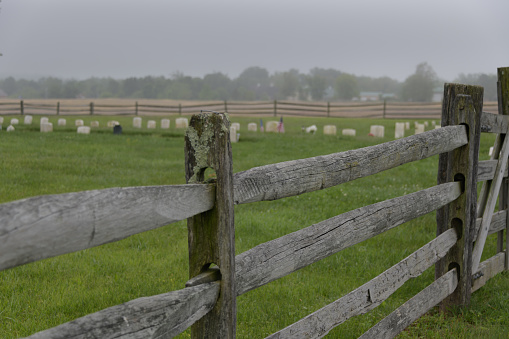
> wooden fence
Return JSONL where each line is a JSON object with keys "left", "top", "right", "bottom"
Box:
{"left": 0, "top": 68, "right": 508, "bottom": 338}
{"left": 0, "top": 98, "right": 499, "bottom": 119}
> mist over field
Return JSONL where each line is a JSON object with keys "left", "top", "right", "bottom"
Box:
{"left": 0, "top": 0, "right": 507, "bottom": 83}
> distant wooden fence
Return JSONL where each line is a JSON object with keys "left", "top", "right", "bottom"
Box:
{"left": 0, "top": 98, "right": 499, "bottom": 119}
{"left": 1, "top": 68, "right": 508, "bottom": 338}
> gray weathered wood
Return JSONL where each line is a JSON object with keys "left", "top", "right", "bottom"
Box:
{"left": 23, "top": 282, "right": 220, "bottom": 339}
{"left": 480, "top": 111, "right": 509, "bottom": 134}
{"left": 265, "top": 228, "right": 458, "bottom": 339}
{"left": 233, "top": 125, "right": 467, "bottom": 204}
{"left": 436, "top": 84, "right": 482, "bottom": 309}
{"left": 477, "top": 160, "right": 508, "bottom": 182}
{"left": 185, "top": 112, "right": 236, "bottom": 338}
{"left": 236, "top": 182, "right": 461, "bottom": 296}
{"left": 473, "top": 123, "right": 509, "bottom": 273}
{"left": 0, "top": 184, "right": 215, "bottom": 272}
{"left": 472, "top": 252, "right": 505, "bottom": 293}
{"left": 474, "top": 210, "right": 507, "bottom": 238}
{"left": 359, "top": 268, "right": 458, "bottom": 339}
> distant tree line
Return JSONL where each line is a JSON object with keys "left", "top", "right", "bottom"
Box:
{"left": 0, "top": 63, "right": 498, "bottom": 102}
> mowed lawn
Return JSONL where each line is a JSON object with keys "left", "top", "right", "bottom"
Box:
{"left": 0, "top": 115, "right": 507, "bottom": 338}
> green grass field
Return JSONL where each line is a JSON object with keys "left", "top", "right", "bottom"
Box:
{"left": 0, "top": 115, "right": 507, "bottom": 338}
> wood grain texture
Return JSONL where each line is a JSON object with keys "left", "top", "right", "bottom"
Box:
{"left": 472, "top": 252, "right": 505, "bottom": 293}
{"left": 474, "top": 210, "right": 507, "bottom": 238}
{"left": 265, "top": 228, "right": 458, "bottom": 339}
{"left": 236, "top": 182, "right": 461, "bottom": 296}
{"left": 0, "top": 184, "right": 215, "bottom": 272}
{"left": 480, "top": 111, "right": 509, "bottom": 134}
{"left": 436, "top": 84, "right": 482, "bottom": 309}
{"left": 477, "top": 160, "right": 508, "bottom": 182}
{"left": 185, "top": 112, "right": 236, "bottom": 338}
{"left": 233, "top": 125, "right": 467, "bottom": 205}
{"left": 358, "top": 268, "right": 458, "bottom": 339}
{"left": 23, "top": 282, "right": 220, "bottom": 339}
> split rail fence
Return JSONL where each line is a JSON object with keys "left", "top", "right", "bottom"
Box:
{"left": 0, "top": 98, "right": 498, "bottom": 119}
{"left": 1, "top": 67, "right": 508, "bottom": 338}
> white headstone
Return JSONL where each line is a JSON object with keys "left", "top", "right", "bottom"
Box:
{"left": 323, "top": 125, "right": 337, "bottom": 135}
{"left": 489, "top": 147, "right": 494, "bottom": 156}
{"left": 10, "top": 118, "right": 19, "bottom": 125}
{"left": 24, "top": 115, "right": 33, "bottom": 125}
{"left": 435, "top": 125, "right": 441, "bottom": 129}
{"left": 230, "top": 126, "right": 239, "bottom": 143}
{"left": 161, "top": 119, "right": 170, "bottom": 129}
{"left": 415, "top": 123, "right": 425, "bottom": 134}
{"left": 405, "top": 122, "right": 410, "bottom": 130}
{"left": 40, "top": 122, "right": 53, "bottom": 133}
{"left": 77, "top": 126, "right": 91, "bottom": 134}
{"left": 231, "top": 122, "right": 240, "bottom": 131}
{"left": 133, "top": 117, "right": 142, "bottom": 128}
{"left": 176, "top": 117, "right": 189, "bottom": 129}
{"left": 90, "top": 121, "right": 100, "bottom": 128}
{"left": 395, "top": 122, "right": 405, "bottom": 139}
{"left": 40, "top": 117, "right": 49, "bottom": 125}
{"left": 424, "top": 121, "right": 429, "bottom": 127}
{"left": 75, "top": 119, "right": 84, "bottom": 126}
{"left": 107, "top": 120, "right": 120, "bottom": 127}
{"left": 342, "top": 128, "right": 356, "bottom": 136}
{"left": 266, "top": 121, "right": 279, "bottom": 132}
{"left": 7, "top": 125, "right": 15, "bottom": 132}
{"left": 58, "top": 118, "right": 66, "bottom": 126}
{"left": 147, "top": 120, "right": 156, "bottom": 129}
{"left": 248, "top": 122, "right": 257, "bottom": 132}
{"left": 370, "top": 125, "right": 385, "bottom": 137}
{"left": 0, "top": 117, "right": 3, "bottom": 124}
{"left": 304, "top": 125, "right": 317, "bottom": 134}
{"left": 432, "top": 121, "right": 436, "bottom": 127}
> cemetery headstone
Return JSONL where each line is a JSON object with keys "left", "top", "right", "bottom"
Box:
{"left": 24, "top": 115, "right": 33, "bottom": 125}
{"left": 247, "top": 122, "right": 257, "bottom": 132}
{"left": 40, "top": 122, "right": 53, "bottom": 133}
{"left": 342, "top": 128, "right": 356, "bottom": 136}
{"left": 75, "top": 119, "right": 84, "bottom": 126}
{"left": 176, "top": 117, "right": 189, "bottom": 129}
{"left": 90, "top": 121, "right": 100, "bottom": 128}
{"left": 133, "top": 117, "right": 142, "bottom": 128}
{"left": 58, "top": 118, "right": 66, "bottom": 126}
{"left": 10, "top": 118, "right": 19, "bottom": 125}
{"left": 161, "top": 119, "right": 170, "bottom": 129}
{"left": 107, "top": 121, "right": 120, "bottom": 128}
{"left": 230, "top": 126, "right": 239, "bottom": 143}
{"left": 266, "top": 121, "right": 279, "bottom": 133}
{"left": 40, "top": 117, "right": 49, "bottom": 125}
{"left": 370, "top": 125, "right": 385, "bottom": 137}
{"left": 323, "top": 125, "right": 337, "bottom": 135}
{"left": 405, "top": 122, "right": 410, "bottom": 130}
{"left": 415, "top": 123, "right": 425, "bottom": 134}
{"left": 0, "top": 117, "right": 3, "bottom": 124}
{"left": 7, "top": 125, "right": 15, "bottom": 132}
{"left": 231, "top": 122, "right": 240, "bottom": 131}
{"left": 114, "top": 124, "right": 122, "bottom": 135}
{"left": 77, "top": 126, "right": 91, "bottom": 134}
{"left": 395, "top": 122, "right": 405, "bottom": 138}
{"left": 147, "top": 120, "right": 156, "bottom": 129}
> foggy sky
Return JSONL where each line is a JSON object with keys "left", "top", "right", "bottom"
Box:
{"left": 0, "top": 0, "right": 508, "bottom": 82}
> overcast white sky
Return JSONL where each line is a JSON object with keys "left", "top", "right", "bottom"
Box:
{"left": 0, "top": 0, "right": 507, "bottom": 81}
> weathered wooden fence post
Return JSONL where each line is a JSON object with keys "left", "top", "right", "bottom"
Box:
{"left": 273, "top": 100, "right": 277, "bottom": 117}
{"left": 185, "top": 112, "right": 236, "bottom": 338}
{"left": 56, "top": 101, "right": 60, "bottom": 115}
{"left": 89, "top": 102, "right": 94, "bottom": 115}
{"left": 135, "top": 101, "right": 138, "bottom": 116}
{"left": 496, "top": 67, "right": 509, "bottom": 270}
{"left": 436, "top": 83, "right": 483, "bottom": 309}
{"left": 20, "top": 100, "right": 24, "bottom": 115}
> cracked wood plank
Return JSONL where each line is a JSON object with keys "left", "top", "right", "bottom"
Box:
{"left": 359, "top": 268, "right": 458, "bottom": 339}
{"left": 233, "top": 125, "right": 467, "bottom": 204}
{"left": 472, "top": 252, "right": 505, "bottom": 293}
{"left": 235, "top": 182, "right": 461, "bottom": 296}
{"left": 265, "top": 228, "right": 457, "bottom": 339}
{"left": 477, "top": 160, "right": 508, "bottom": 182}
{"left": 480, "top": 111, "right": 509, "bottom": 134}
{"left": 474, "top": 210, "right": 508, "bottom": 239}
{"left": 0, "top": 184, "right": 215, "bottom": 272}
{"left": 23, "top": 282, "right": 220, "bottom": 339}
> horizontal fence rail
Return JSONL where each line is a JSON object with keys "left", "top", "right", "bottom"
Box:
{"left": 233, "top": 126, "right": 468, "bottom": 204}
{"left": 235, "top": 182, "right": 462, "bottom": 295}
{"left": 266, "top": 228, "right": 458, "bottom": 338}
{"left": 0, "top": 184, "right": 215, "bottom": 271}
{"left": 0, "top": 99, "right": 498, "bottom": 118}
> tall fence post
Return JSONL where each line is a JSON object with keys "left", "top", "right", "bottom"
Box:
{"left": 383, "top": 99, "right": 387, "bottom": 119}
{"left": 273, "top": 100, "right": 277, "bottom": 117}
{"left": 135, "top": 101, "right": 138, "bottom": 116}
{"left": 56, "top": 102, "right": 60, "bottom": 115}
{"left": 436, "top": 83, "right": 483, "bottom": 309}
{"left": 224, "top": 100, "right": 228, "bottom": 113}
{"left": 185, "top": 112, "right": 236, "bottom": 338}
{"left": 89, "top": 102, "right": 94, "bottom": 115}
{"left": 327, "top": 101, "right": 330, "bottom": 117}
{"left": 20, "top": 100, "right": 24, "bottom": 115}
{"left": 497, "top": 67, "right": 509, "bottom": 270}
{"left": 179, "top": 103, "right": 182, "bottom": 116}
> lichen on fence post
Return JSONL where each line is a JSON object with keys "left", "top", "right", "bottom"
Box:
{"left": 436, "top": 83, "right": 483, "bottom": 309}
{"left": 185, "top": 112, "right": 236, "bottom": 338}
